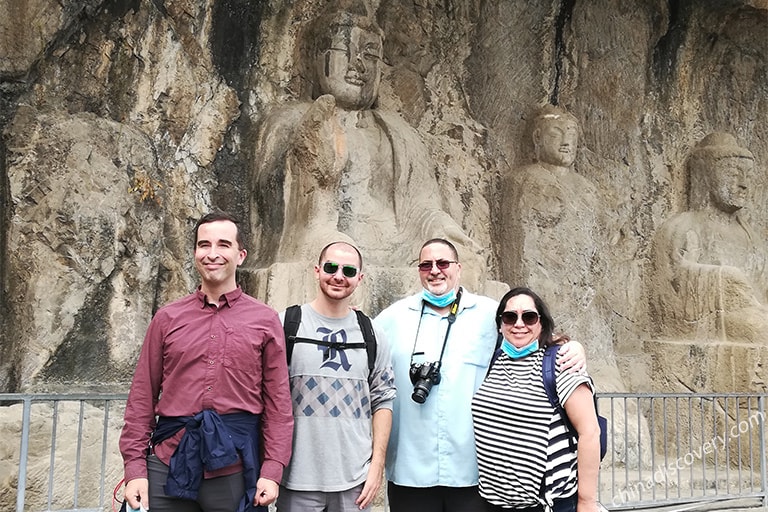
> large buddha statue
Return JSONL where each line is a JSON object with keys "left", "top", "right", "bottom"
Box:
{"left": 651, "top": 132, "right": 768, "bottom": 342}
{"left": 501, "top": 105, "right": 612, "bottom": 352}
{"left": 249, "top": 5, "right": 483, "bottom": 292}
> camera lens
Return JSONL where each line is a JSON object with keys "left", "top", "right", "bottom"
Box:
{"left": 411, "top": 380, "right": 432, "bottom": 403}
{"left": 409, "top": 361, "right": 441, "bottom": 403}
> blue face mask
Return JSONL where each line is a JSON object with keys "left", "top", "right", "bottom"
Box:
{"left": 421, "top": 287, "right": 457, "bottom": 308}
{"left": 501, "top": 338, "right": 539, "bottom": 359}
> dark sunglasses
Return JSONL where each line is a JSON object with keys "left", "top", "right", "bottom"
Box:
{"left": 322, "top": 261, "right": 359, "bottom": 278}
{"left": 500, "top": 310, "right": 540, "bottom": 326}
{"left": 417, "top": 259, "right": 457, "bottom": 272}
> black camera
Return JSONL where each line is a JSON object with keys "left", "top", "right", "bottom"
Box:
{"left": 409, "top": 362, "right": 441, "bottom": 403}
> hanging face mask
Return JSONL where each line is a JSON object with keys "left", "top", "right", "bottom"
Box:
{"left": 501, "top": 338, "right": 539, "bottom": 359}
{"left": 421, "top": 287, "right": 456, "bottom": 308}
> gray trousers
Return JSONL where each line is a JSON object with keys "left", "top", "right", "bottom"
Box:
{"left": 276, "top": 483, "right": 369, "bottom": 512}
{"left": 147, "top": 454, "right": 246, "bottom": 512}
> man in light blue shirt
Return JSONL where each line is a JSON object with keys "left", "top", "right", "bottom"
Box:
{"left": 375, "top": 238, "right": 585, "bottom": 511}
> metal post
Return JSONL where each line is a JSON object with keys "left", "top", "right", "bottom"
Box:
{"left": 17, "top": 398, "right": 32, "bottom": 512}
{"left": 759, "top": 395, "right": 767, "bottom": 507}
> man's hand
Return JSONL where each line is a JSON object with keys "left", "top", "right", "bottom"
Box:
{"left": 254, "top": 477, "right": 279, "bottom": 506}
{"left": 355, "top": 460, "right": 384, "bottom": 509}
{"left": 123, "top": 477, "right": 148, "bottom": 511}
{"left": 558, "top": 340, "right": 587, "bottom": 373}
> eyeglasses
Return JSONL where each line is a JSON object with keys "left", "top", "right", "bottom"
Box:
{"left": 417, "top": 259, "right": 458, "bottom": 272}
{"left": 500, "top": 310, "right": 540, "bottom": 326}
{"left": 322, "top": 261, "right": 359, "bottom": 278}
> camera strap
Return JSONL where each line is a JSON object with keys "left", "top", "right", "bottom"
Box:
{"left": 410, "top": 287, "right": 463, "bottom": 368}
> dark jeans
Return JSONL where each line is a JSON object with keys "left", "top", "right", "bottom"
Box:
{"left": 481, "top": 493, "right": 577, "bottom": 512}
{"left": 387, "top": 482, "right": 488, "bottom": 512}
{"left": 147, "top": 454, "right": 246, "bottom": 512}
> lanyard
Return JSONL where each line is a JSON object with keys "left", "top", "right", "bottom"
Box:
{"left": 409, "top": 287, "right": 463, "bottom": 367}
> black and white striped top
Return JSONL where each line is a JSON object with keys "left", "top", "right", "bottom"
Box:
{"left": 471, "top": 347, "right": 593, "bottom": 509}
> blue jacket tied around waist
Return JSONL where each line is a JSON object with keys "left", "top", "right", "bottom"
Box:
{"left": 152, "top": 410, "right": 264, "bottom": 512}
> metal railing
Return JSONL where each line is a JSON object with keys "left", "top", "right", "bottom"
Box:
{"left": 0, "top": 393, "right": 127, "bottom": 512}
{"left": 1, "top": 392, "right": 766, "bottom": 511}
{"left": 597, "top": 393, "right": 767, "bottom": 511}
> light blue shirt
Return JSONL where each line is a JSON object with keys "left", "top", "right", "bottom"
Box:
{"left": 374, "top": 289, "right": 499, "bottom": 487}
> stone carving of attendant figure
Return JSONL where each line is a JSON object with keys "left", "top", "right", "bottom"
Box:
{"left": 249, "top": 5, "right": 483, "bottom": 282}
{"left": 652, "top": 132, "right": 768, "bottom": 342}
{"left": 501, "top": 105, "right": 610, "bottom": 349}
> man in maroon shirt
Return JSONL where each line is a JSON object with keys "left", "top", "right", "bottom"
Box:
{"left": 119, "top": 212, "right": 293, "bottom": 512}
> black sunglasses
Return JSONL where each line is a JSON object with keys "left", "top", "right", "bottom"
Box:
{"left": 322, "top": 261, "right": 359, "bottom": 278}
{"left": 417, "top": 259, "right": 457, "bottom": 272}
{"left": 500, "top": 310, "right": 540, "bottom": 326}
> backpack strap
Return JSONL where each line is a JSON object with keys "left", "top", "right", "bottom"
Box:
{"left": 543, "top": 344, "right": 607, "bottom": 460}
{"left": 283, "top": 305, "right": 377, "bottom": 374}
{"left": 543, "top": 345, "right": 578, "bottom": 452}
{"left": 354, "top": 309, "right": 377, "bottom": 373}
{"left": 283, "top": 304, "right": 302, "bottom": 366}
{"left": 485, "top": 332, "right": 504, "bottom": 378}
{"left": 542, "top": 345, "right": 563, "bottom": 413}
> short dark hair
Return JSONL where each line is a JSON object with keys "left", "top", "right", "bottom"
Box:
{"left": 318, "top": 241, "right": 363, "bottom": 269}
{"left": 495, "top": 286, "right": 558, "bottom": 348}
{"left": 193, "top": 211, "right": 244, "bottom": 250}
{"left": 420, "top": 238, "right": 459, "bottom": 261}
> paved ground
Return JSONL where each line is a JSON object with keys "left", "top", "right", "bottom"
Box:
{"left": 618, "top": 506, "right": 765, "bottom": 512}
{"left": 368, "top": 499, "right": 768, "bottom": 511}
{"left": 304, "top": 487, "right": 768, "bottom": 512}
{"left": 368, "top": 506, "right": 763, "bottom": 511}
{"left": 610, "top": 495, "right": 767, "bottom": 511}
{"left": 369, "top": 507, "right": 765, "bottom": 511}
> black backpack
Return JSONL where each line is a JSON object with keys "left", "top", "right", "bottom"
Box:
{"left": 282, "top": 305, "right": 377, "bottom": 373}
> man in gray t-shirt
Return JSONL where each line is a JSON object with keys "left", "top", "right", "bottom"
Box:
{"left": 276, "top": 241, "right": 396, "bottom": 512}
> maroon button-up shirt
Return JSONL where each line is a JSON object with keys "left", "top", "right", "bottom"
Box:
{"left": 119, "top": 287, "right": 293, "bottom": 484}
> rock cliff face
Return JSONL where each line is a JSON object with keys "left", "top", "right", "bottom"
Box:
{"left": 1, "top": 0, "right": 766, "bottom": 393}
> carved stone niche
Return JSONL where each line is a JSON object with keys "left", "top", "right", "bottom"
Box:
{"left": 244, "top": 5, "right": 503, "bottom": 313}
{"left": 646, "top": 132, "right": 768, "bottom": 395}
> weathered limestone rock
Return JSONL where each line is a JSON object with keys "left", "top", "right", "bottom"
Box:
{"left": 0, "top": 0, "right": 765, "bottom": 400}
{"left": 4, "top": 107, "right": 163, "bottom": 391}
{"left": 646, "top": 340, "right": 768, "bottom": 393}
{"left": 1, "top": 1, "right": 58, "bottom": 73}
{"left": 1, "top": 0, "right": 240, "bottom": 391}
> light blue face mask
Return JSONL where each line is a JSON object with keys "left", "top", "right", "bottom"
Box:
{"left": 501, "top": 338, "right": 539, "bottom": 359}
{"left": 421, "top": 287, "right": 457, "bottom": 308}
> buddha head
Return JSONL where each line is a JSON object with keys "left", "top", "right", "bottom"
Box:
{"left": 532, "top": 105, "right": 579, "bottom": 168}
{"left": 303, "top": 7, "right": 384, "bottom": 110}
{"left": 687, "top": 132, "right": 754, "bottom": 213}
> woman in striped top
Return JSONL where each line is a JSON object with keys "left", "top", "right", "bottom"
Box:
{"left": 471, "top": 287, "right": 601, "bottom": 512}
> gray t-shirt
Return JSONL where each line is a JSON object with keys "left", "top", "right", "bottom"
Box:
{"left": 280, "top": 304, "right": 396, "bottom": 491}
